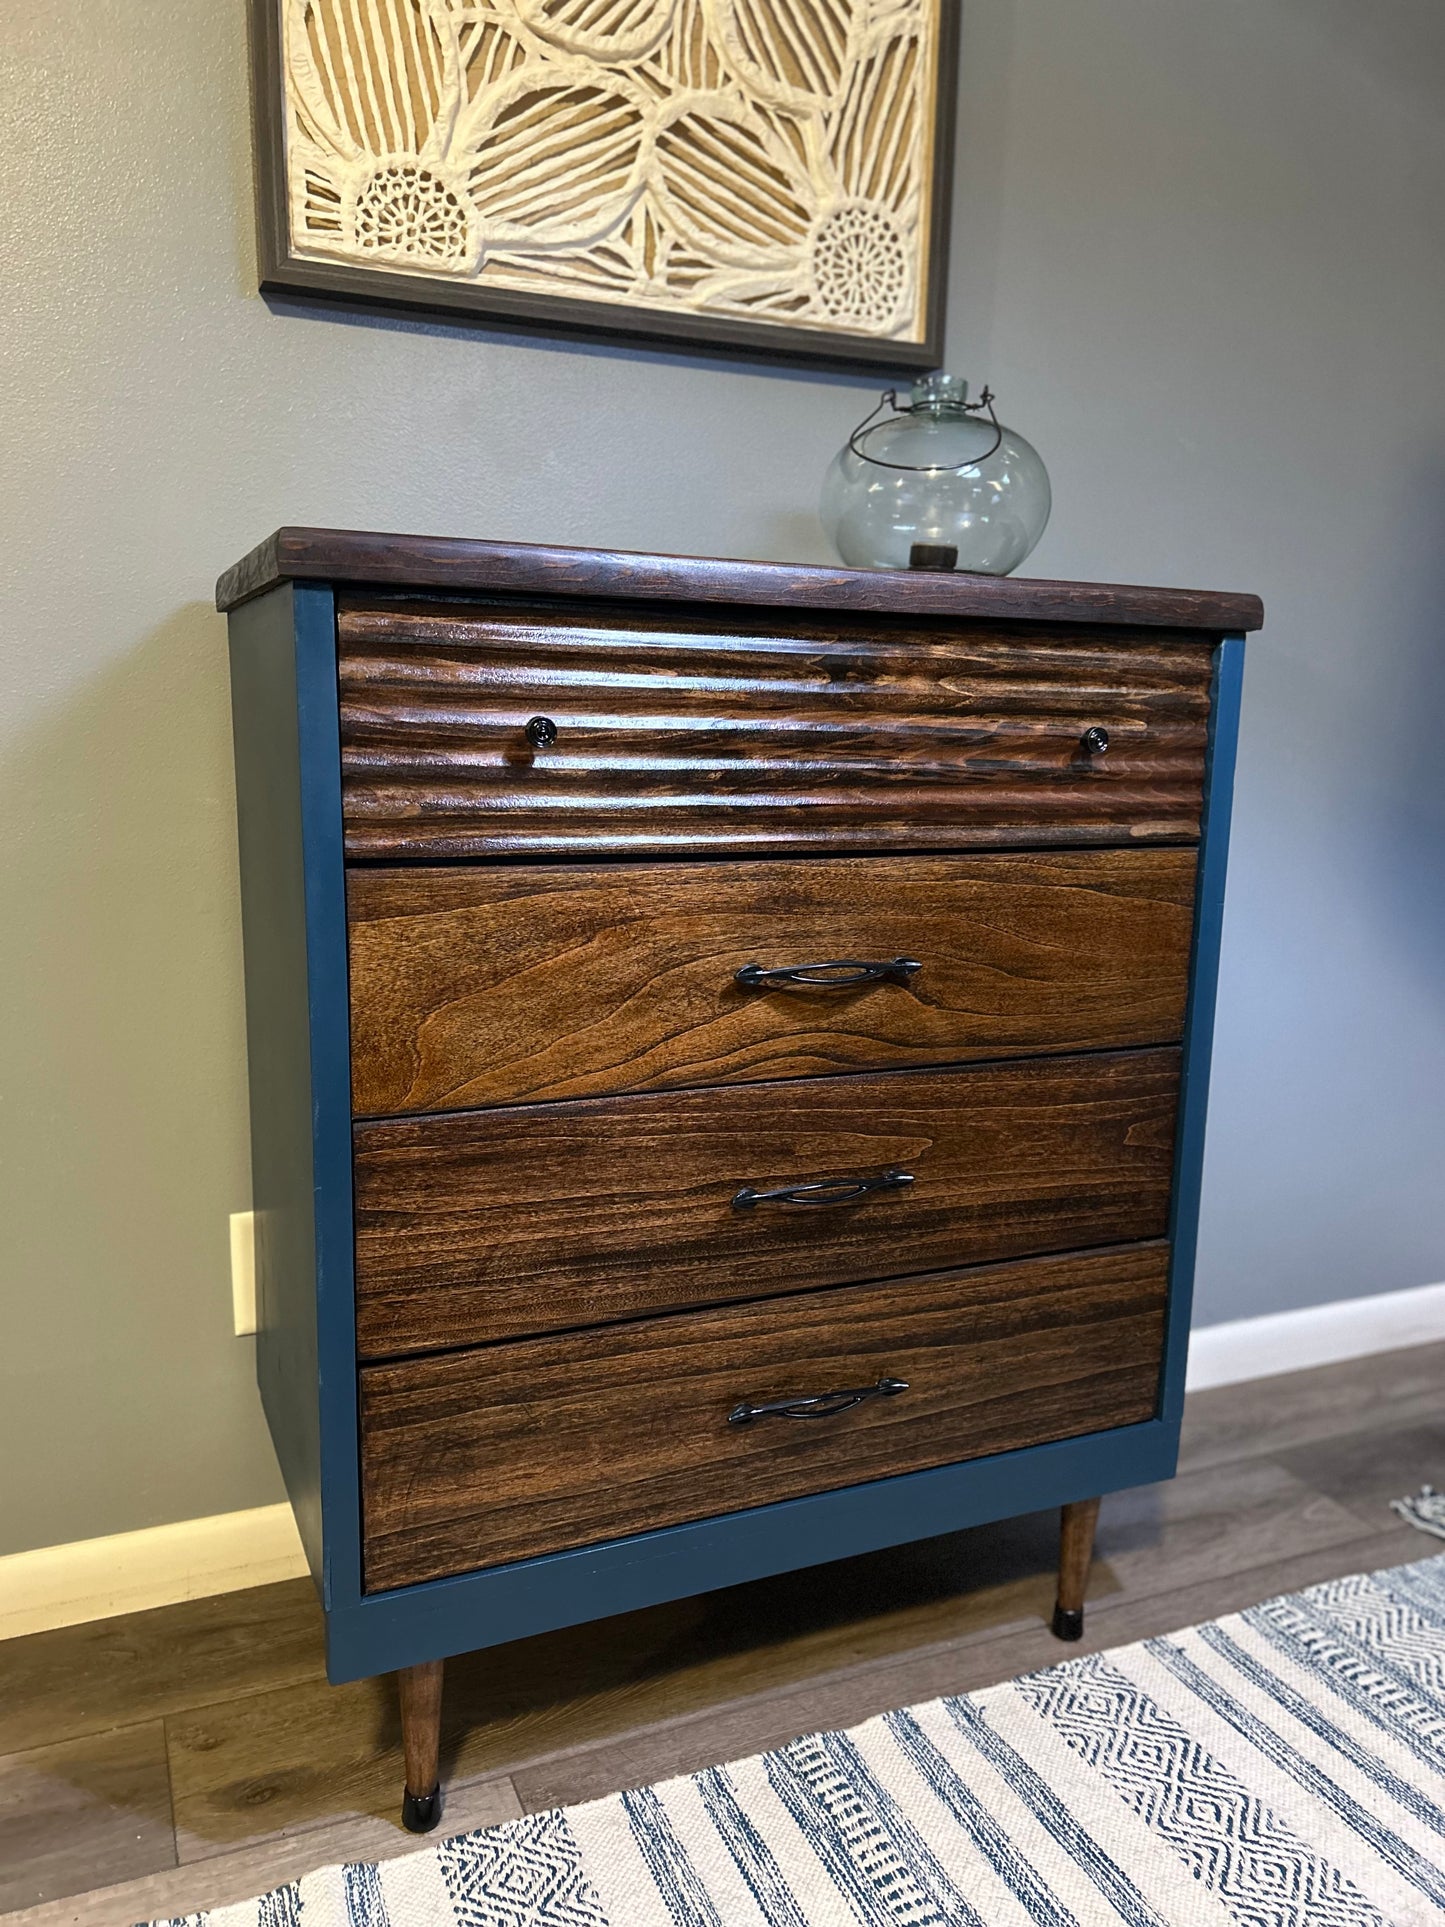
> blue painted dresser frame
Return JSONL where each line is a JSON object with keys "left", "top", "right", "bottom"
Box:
{"left": 229, "top": 576, "right": 1246, "bottom": 1687}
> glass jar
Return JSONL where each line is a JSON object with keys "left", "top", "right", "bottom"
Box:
{"left": 820, "top": 375, "right": 1051, "bottom": 574}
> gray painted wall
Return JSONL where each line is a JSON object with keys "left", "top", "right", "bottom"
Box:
{"left": 3, "top": 0, "right": 1443, "bottom": 1558}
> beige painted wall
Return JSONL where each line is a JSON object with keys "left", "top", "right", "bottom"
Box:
{"left": 3, "top": 0, "right": 1444, "bottom": 1557}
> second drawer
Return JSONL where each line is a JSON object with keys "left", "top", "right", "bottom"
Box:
{"left": 347, "top": 848, "right": 1196, "bottom": 1116}
{"left": 353, "top": 1047, "right": 1179, "bottom": 1355}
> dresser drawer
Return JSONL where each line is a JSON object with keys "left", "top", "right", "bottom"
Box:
{"left": 352, "top": 1047, "right": 1178, "bottom": 1356}
{"left": 337, "top": 597, "right": 1214, "bottom": 859}
{"left": 359, "top": 1242, "right": 1169, "bottom": 1589}
{"left": 348, "top": 849, "right": 1195, "bottom": 1117}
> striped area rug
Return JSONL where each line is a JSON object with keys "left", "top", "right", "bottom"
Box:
{"left": 183, "top": 1551, "right": 1445, "bottom": 1927}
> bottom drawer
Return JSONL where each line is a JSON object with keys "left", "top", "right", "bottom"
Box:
{"left": 360, "top": 1242, "right": 1168, "bottom": 1591}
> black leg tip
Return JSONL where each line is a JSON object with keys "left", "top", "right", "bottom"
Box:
{"left": 1051, "top": 1603, "right": 1085, "bottom": 1642}
{"left": 402, "top": 1784, "right": 442, "bottom": 1833}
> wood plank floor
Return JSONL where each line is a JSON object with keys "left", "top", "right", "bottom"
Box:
{"left": 2, "top": 1342, "right": 1441, "bottom": 1927}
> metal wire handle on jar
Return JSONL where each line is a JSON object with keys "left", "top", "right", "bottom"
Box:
{"left": 848, "top": 386, "right": 1004, "bottom": 473}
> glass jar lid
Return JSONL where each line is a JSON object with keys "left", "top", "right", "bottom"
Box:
{"left": 909, "top": 373, "right": 970, "bottom": 413}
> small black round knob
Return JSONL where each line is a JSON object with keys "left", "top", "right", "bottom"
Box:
{"left": 1081, "top": 726, "right": 1110, "bottom": 756}
{"left": 525, "top": 715, "right": 558, "bottom": 750}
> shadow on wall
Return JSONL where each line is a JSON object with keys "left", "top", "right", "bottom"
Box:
{"left": 1276, "top": 0, "right": 1445, "bottom": 116}
{"left": 0, "top": 601, "right": 283, "bottom": 1553}
{"left": 258, "top": 291, "right": 863, "bottom": 570}
{"left": 1196, "top": 442, "right": 1445, "bottom": 1327}
{"left": 1368, "top": 459, "right": 1445, "bottom": 987}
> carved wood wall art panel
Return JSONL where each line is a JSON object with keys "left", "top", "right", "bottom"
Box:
{"left": 249, "top": 0, "right": 958, "bottom": 366}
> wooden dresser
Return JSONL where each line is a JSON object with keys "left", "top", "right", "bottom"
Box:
{"left": 219, "top": 529, "right": 1260, "bottom": 1831}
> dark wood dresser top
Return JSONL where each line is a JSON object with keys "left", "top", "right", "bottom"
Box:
{"left": 216, "top": 528, "right": 1265, "bottom": 633}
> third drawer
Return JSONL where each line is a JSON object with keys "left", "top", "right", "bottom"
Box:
{"left": 353, "top": 1046, "right": 1180, "bottom": 1356}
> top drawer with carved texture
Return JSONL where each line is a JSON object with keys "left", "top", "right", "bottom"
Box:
{"left": 336, "top": 597, "right": 1215, "bottom": 860}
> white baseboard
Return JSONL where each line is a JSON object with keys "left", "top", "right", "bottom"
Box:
{"left": 1186, "top": 1278, "right": 1445, "bottom": 1393}
{"left": 0, "top": 1502, "right": 308, "bottom": 1642}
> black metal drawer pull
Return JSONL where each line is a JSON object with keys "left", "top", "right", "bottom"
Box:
{"left": 736, "top": 957, "right": 921, "bottom": 991}
{"left": 728, "top": 1376, "right": 909, "bottom": 1426}
{"left": 732, "top": 1168, "right": 914, "bottom": 1210}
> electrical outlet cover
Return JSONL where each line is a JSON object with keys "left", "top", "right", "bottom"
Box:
{"left": 230, "top": 1210, "right": 257, "bottom": 1336}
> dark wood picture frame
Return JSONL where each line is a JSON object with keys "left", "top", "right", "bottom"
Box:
{"left": 247, "top": 0, "right": 958, "bottom": 372}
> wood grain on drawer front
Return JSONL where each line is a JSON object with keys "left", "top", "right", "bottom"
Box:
{"left": 352, "top": 1048, "right": 1178, "bottom": 1356}
{"left": 359, "top": 1242, "right": 1169, "bottom": 1588}
{"left": 348, "top": 849, "right": 1196, "bottom": 1116}
{"left": 336, "top": 598, "right": 1214, "bottom": 859}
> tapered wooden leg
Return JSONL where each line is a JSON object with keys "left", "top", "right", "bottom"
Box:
{"left": 398, "top": 1659, "right": 444, "bottom": 1833}
{"left": 1051, "top": 1496, "right": 1102, "bottom": 1641}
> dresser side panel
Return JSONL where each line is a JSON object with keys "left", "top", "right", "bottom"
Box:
{"left": 229, "top": 584, "right": 325, "bottom": 1592}
{"left": 229, "top": 582, "right": 357, "bottom": 1611}
{"left": 1160, "top": 634, "right": 1247, "bottom": 1424}
{"left": 293, "top": 584, "right": 363, "bottom": 1618}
